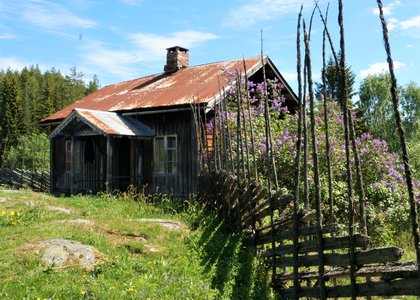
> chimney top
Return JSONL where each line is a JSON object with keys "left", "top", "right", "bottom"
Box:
{"left": 164, "top": 46, "right": 189, "bottom": 73}
{"left": 166, "top": 46, "right": 189, "bottom": 52}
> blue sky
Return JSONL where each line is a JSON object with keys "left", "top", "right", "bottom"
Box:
{"left": 1, "top": 0, "right": 419, "bottom": 95}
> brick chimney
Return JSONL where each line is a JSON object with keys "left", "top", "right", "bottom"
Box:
{"left": 164, "top": 46, "right": 189, "bottom": 73}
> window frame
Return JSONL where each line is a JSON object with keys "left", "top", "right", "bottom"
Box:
{"left": 64, "top": 140, "right": 81, "bottom": 173}
{"left": 153, "top": 135, "right": 177, "bottom": 175}
{"left": 65, "top": 140, "right": 71, "bottom": 172}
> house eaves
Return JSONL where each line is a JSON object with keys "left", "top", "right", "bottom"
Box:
{"left": 49, "top": 108, "right": 155, "bottom": 139}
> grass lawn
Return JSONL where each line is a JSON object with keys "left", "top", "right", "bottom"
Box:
{"left": 0, "top": 187, "right": 273, "bottom": 300}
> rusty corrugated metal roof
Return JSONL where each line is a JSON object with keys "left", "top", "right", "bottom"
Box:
{"left": 50, "top": 108, "right": 155, "bottom": 138}
{"left": 43, "top": 56, "right": 263, "bottom": 123}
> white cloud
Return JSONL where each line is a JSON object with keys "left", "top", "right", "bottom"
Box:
{"left": 372, "top": 0, "right": 401, "bottom": 16}
{"left": 0, "top": 57, "right": 30, "bottom": 71}
{"left": 120, "top": 0, "right": 143, "bottom": 5}
{"left": 19, "top": 0, "right": 97, "bottom": 29}
{"left": 0, "top": 34, "right": 18, "bottom": 40}
{"left": 372, "top": 6, "right": 391, "bottom": 16}
{"left": 129, "top": 30, "right": 220, "bottom": 60}
{"left": 80, "top": 41, "right": 139, "bottom": 80}
{"left": 223, "top": 0, "right": 317, "bottom": 29}
{"left": 400, "top": 15, "right": 420, "bottom": 30}
{"left": 80, "top": 30, "right": 219, "bottom": 81}
{"left": 0, "top": 56, "right": 72, "bottom": 74}
{"left": 360, "top": 61, "right": 405, "bottom": 78}
{"left": 281, "top": 71, "right": 297, "bottom": 82}
{"left": 387, "top": 18, "right": 399, "bottom": 31}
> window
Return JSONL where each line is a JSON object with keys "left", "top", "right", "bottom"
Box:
{"left": 65, "top": 140, "right": 71, "bottom": 171}
{"left": 64, "top": 140, "right": 81, "bottom": 172}
{"left": 154, "top": 135, "right": 177, "bottom": 174}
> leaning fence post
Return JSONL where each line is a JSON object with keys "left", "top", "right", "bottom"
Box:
{"left": 304, "top": 19, "right": 327, "bottom": 300}
{"left": 376, "top": 0, "right": 420, "bottom": 268}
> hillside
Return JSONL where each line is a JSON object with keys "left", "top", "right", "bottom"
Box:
{"left": 0, "top": 188, "right": 272, "bottom": 299}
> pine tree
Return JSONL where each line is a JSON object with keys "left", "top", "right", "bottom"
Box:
{"left": 0, "top": 70, "right": 24, "bottom": 164}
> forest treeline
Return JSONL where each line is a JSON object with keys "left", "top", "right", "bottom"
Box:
{"left": 0, "top": 66, "right": 99, "bottom": 170}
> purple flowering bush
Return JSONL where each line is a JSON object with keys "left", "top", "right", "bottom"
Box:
{"left": 209, "top": 69, "right": 419, "bottom": 245}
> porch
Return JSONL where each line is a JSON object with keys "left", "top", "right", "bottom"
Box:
{"left": 49, "top": 109, "right": 154, "bottom": 195}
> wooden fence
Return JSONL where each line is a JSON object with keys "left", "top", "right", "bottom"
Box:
{"left": 0, "top": 167, "right": 50, "bottom": 192}
{"left": 198, "top": 170, "right": 420, "bottom": 299}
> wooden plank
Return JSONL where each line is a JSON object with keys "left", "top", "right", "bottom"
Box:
{"left": 275, "top": 261, "right": 418, "bottom": 281}
{"left": 279, "top": 276, "right": 420, "bottom": 298}
{"left": 70, "top": 137, "right": 75, "bottom": 194}
{"left": 278, "top": 223, "right": 343, "bottom": 241}
{"left": 106, "top": 136, "right": 113, "bottom": 193}
{"left": 263, "top": 234, "right": 370, "bottom": 257}
{"left": 255, "top": 209, "right": 315, "bottom": 236}
{"left": 275, "top": 246, "right": 403, "bottom": 268}
{"left": 251, "top": 194, "right": 294, "bottom": 225}
{"left": 247, "top": 223, "right": 342, "bottom": 245}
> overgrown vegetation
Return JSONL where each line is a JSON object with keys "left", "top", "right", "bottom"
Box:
{"left": 0, "top": 187, "right": 273, "bottom": 299}
{"left": 213, "top": 69, "right": 419, "bottom": 248}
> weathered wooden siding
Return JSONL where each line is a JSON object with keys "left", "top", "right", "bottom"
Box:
{"left": 51, "top": 137, "right": 69, "bottom": 193}
{"left": 136, "top": 110, "right": 198, "bottom": 197}
{"left": 74, "top": 137, "right": 106, "bottom": 192}
{"left": 50, "top": 110, "right": 199, "bottom": 197}
{"left": 51, "top": 136, "right": 106, "bottom": 194}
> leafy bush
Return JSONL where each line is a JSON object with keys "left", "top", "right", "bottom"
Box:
{"left": 211, "top": 70, "right": 419, "bottom": 245}
{"left": 3, "top": 132, "right": 50, "bottom": 171}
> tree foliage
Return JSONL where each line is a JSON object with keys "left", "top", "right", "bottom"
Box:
{"left": 0, "top": 65, "right": 99, "bottom": 168}
{"left": 358, "top": 74, "right": 420, "bottom": 156}
{"left": 316, "top": 54, "right": 356, "bottom": 101}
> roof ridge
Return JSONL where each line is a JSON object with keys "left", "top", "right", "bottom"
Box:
{"left": 187, "top": 55, "right": 264, "bottom": 69}
{"left": 74, "top": 108, "right": 115, "bottom": 114}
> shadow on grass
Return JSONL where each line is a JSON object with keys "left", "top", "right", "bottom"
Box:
{"left": 198, "top": 213, "right": 275, "bottom": 299}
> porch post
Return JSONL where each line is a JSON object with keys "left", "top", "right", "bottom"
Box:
{"left": 50, "top": 138, "right": 55, "bottom": 194}
{"left": 70, "top": 136, "right": 75, "bottom": 194}
{"left": 106, "top": 136, "right": 113, "bottom": 193}
{"left": 130, "top": 139, "right": 135, "bottom": 186}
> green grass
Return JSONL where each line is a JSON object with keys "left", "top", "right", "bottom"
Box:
{"left": 0, "top": 187, "right": 274, "bottom": 299}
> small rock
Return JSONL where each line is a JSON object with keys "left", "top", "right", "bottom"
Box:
{"left": 43, "top": 244, "right": 69, "bottom": 267}
{"left": 58, "top": 219, "right": 95, "bottom": 225}
{"left": 144, "top": 244, "right": 160, "bottom": 253}
{"left": 25, "top": 200, "right": 36, "bottom": 207}
{"left": 24, "top": 239, "right": 105, "bottom": 270}
{"left": 0, "top": 189, "right": 20, "bottom": 193}
{"left": 47, "top": 206, "right": 74, "bottom": 214}
{"left": 0, "top": 197, "right": 10, "bottom": 202}
{"left": 132, "top": 218, "right": 183, "bottom": 231}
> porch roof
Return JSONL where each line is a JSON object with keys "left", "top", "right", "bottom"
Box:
{"left": 50, "top": 108, "right": 155, "bottom": 138}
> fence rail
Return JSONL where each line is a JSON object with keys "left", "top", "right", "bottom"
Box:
{"left": 198, "top": 170, "right": 420, "bottom": 299}
{"left": 0, "top": 167, "right": 50, "bottom": 192}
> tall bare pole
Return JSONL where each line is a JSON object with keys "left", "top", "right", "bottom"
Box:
{"left": 261, "top": 31, "right": 279, "bottom": 190}
{"left": 212, "top": 97, "right": 219, "bottom": 171}
{"left": 218, "top": 79, "right": 229, "bottom": 172}
{"left": 222, "top": 87, "right": 235, "bottom": 173}
{"left": 261, "top": 29, "right": 277, "bottom": 282}
{"left": 242, "top": 59, "right": 259, "bottom": 181}
{"left": 338, "top": 1, "right": 357, "bottom": 298}
{"left": 321, "top": 4, "right": 335, "bottom": 224}
{"left": 237, "top": 73, "right": 246, "bottom": 178}
{"left": 292, "top": 5, "right": 304, "bottom": 298}
{"left": 239, "top": 71, "right": 251, "bottom": 180}
{"left": 376, "top": 0, "right": 420, "bottom": 267}
{"left": 304, "top": 19, "right": 326, "bottom": 300}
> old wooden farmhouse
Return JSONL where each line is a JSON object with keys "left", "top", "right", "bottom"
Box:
{"left": 42, "top": 46, "right": 297, "bottom": 197}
